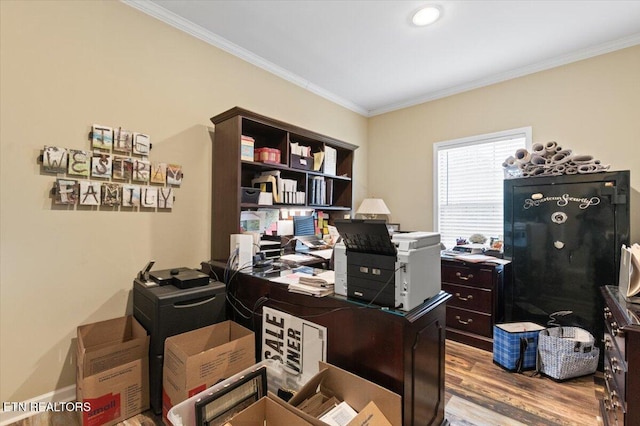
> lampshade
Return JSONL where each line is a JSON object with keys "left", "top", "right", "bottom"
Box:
{"left": 356, "top": 198, "right": 391, "bottom": 219}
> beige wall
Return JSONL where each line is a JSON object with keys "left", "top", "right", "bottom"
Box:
{"left": 368, "top": 46, "right": 640, "bottom": 241}
{"left": 0, "top": 1, "right": 368, "bottom": 402}
{"left": 1, "top": 0, "right": 638, "bottom": 406}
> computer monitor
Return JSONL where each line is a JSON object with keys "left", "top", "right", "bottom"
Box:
{"left": 293, "top": 215, "right": 327, "bottom": 250}
{"left": 293, "top": 214, "right": 315, "bottom": 236}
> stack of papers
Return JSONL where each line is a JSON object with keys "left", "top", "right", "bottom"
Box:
{"left": 282, "top": 271, "right": 335, "bottom": 297}
{"left": 453, "top": 254, "right": 511, "bottom": 265}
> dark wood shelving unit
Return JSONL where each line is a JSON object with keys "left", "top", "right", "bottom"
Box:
{"left": 210, "top": 107, "right": 357, "bottom": 261}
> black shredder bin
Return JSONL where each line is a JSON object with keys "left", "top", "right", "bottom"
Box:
{"left": 133, "top": 277, "right": 226, "bottom": 414}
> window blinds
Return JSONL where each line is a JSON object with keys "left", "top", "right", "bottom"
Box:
{"left": 435, "top": 132, "right": 527, "bottom": 249}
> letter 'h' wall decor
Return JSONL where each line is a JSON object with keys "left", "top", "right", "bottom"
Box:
{"left": 40, "top": 124, "right": 183, "bottom": 210}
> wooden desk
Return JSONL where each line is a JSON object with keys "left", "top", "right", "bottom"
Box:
{"left": 202, "top": 261, "right": 450, "bottom": 426}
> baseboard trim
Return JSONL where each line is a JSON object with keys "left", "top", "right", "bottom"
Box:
{"left": 0, "top": 385, "right": 76, "bottom": 426}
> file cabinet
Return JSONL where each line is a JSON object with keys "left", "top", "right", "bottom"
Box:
{"left": 600, "top": 286, "right": 640, "bottom": 426}
{"left": 133, "top": 278, "right": 226, "bottom": 414}
{"left": 441, "top": 257, "right": 506, "bottom": 351}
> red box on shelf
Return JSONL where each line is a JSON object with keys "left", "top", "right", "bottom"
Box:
{"left": 254, "top": 148, "right": 281, "bottom": 164}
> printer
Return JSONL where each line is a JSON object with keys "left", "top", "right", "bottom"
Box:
{"left": 334, "top": 220, "right": 441, "bottom": 311}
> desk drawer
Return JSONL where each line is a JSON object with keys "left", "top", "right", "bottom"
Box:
{"left": 442, "top": 283, "right": 492, "bottom": 313}
{"left": 446, "top": 306, "right": 492, "bottom": 337}
{"left": 442, "top": 264, "right": 493, "bottom": 289}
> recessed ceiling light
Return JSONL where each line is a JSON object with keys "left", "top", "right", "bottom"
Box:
{"left": 412, "top": 5, "right": 441, "bottom": 27}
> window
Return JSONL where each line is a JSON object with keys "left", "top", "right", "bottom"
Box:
{"left": 433, "top": 127, "right": 531, "bottom": 249}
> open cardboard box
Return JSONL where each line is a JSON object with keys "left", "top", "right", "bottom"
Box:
{"left": 162, "top": 320, "right": 255, "bottom": 423}
{"left": 224, "top": 393, "right": 313, "bottom": 426}
{"left": 76, "top": 315, "right": 150, "bottom": 426}
{"left": 275, "top": 361, "right": 400, "bottom": 426}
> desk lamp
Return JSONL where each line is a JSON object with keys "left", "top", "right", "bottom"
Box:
{"left": 356, "top": 198, "right": 390, "bottom": 220}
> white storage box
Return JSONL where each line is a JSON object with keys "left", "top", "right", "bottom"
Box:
{"left": 167, "top": 359, "right": 312, "bottom": 426}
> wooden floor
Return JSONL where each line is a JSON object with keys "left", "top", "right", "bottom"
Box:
{"left": 445, "top": 339, "right": 604, "bottom": 426}
{"left": 8, "top": 339, "right": 603, "bottom": 426}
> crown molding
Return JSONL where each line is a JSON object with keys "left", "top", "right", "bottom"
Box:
{"left": 123, "top": 1, "right": 639, "bottom": 118}
{"left": 368, "top": 32, "right": 640, "bottom": 116}
{"left": 122, "top": 0, "right": 368, "bottom": 116}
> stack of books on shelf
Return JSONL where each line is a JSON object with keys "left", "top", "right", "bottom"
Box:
{"left": 288, "top": 271, "right": 335, "bottom": 297}
{"left": 309, "top": 176, "right": 333, "bottom": 206}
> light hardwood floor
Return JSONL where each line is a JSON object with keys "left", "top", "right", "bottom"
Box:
{"left": 8, "top": 339, "right": 603, "bottom": 425}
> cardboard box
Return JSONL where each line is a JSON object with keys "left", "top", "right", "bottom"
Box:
{"left": 241, "top": 135, "right": 254, "bottom": 162}
{"left": 493, "top": 322, "right": 545, "bottom": 371}
{"left": 225, "top": 394, "right": 313, "bottom": 426}
{"left": 162, "top": 321, "right": 256, "bottom": 422}
{"left": 275, "top": 361, "right": 401, "bottom": 426}
{"left": 76, "top": 315, "right": 150, "bottom": 426}
{"left": 167, "top": 359, "right": 313, "bottom": 426}
{"left": 254, "top": 147, "right": 281, "bottom": 163}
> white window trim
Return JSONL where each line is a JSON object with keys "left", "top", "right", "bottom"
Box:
{"left": 432, "top": 126, "right": 532, "bottom": 232}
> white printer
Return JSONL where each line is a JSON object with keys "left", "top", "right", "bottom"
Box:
{"left": 333, "top": 220, "right": 441, "bottom": 311}
{"left": 391, "top": 232, "right": 441, "bottom": 311}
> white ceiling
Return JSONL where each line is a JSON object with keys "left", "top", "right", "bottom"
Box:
{"left": 126, "top": 0, "right": 640, "bottom": 117}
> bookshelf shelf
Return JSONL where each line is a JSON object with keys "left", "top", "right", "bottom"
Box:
{"left": 210, "top": 107, "right": 358, "bottom": 260}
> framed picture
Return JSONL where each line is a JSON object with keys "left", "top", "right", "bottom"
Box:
{"left": 194, "top": 366, "right": 267, "bottom": 426}
{"left": 387, "top": 223, "right": 400, "bottom": 233}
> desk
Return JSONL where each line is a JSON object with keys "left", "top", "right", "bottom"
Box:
{"left": 201, "top": 260, "right": 450, "bottom": 426}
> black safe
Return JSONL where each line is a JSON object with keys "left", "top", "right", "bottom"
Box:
{"left": 133, "top": 277, "right": 226, "bottom": 415}
{"left": 503, "top": 170, "right": 630, "bottom": 370}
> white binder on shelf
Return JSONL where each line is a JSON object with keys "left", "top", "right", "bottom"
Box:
{"left": 323, "top": 146, "right": 337, "bottom": 176}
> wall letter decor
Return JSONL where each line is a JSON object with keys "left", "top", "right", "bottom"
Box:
{"left": 41, "top": 124, "right": 182, "bottom": 211}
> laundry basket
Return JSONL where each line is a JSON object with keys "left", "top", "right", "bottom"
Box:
{"left": 537, "top": 326, "right": 599, "bottom": 381}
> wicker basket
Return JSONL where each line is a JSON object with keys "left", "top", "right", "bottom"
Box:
{"left": 537, "top": 326, "right": 599, "bottom": 381}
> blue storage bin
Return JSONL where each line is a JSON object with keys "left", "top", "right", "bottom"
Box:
{"left": 493, "top": 322, "right": 545, "bottom": 371}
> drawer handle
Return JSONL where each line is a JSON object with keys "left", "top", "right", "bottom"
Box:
{"left": 455, "top": 315, "right": 473, "bottom": 325}
{"left": 455, "top": 272, "right": 474, "bottom": 281}
{"left": 455, "top": 292, "right": 473, "bottom": 301}
{"left": 611, "top": 358, "right": 622, "bottom": 374}
{"left": 603, "top": 337, "right": 613, "bottom": 351}
{"left": 610, "top": 322, "right": 624, "bottom": 337}
{"left": 174, "top": 295, "right": 217, "bottom": 308}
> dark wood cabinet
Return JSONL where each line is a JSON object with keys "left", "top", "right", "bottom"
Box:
{"left": 209, "top": 107, "right": 357, "bottom": 260}
{"left": 600, "top": 286, "right": 640, "bottom": 426}
{"left": 202, "top": 261, "right": 451, "bottom": 426}
{"left": 441, "top": 257, "right": 506, "bottom": 351}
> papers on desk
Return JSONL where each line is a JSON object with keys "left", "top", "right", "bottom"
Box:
{"left": 270, "top": 271, "right": 335, "bottom": 297}
{"left": 308, "top": 248, "right": 333, "bottom": 260}
{"left": 280, "top": 254, "right": 318, "bottom": 263}
{"left": 451, "top": 254, "right": 511, "bottom": 265}
{"left": 299, "top": 270, "right": 335, "bottom": 286}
